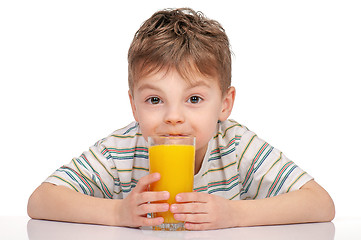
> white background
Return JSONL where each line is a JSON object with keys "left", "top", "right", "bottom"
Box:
{"left": 1, "top": 0, "right": 360, "bottom": 222}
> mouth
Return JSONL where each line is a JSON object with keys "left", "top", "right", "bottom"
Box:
{"left": 161, "top": 134, "right": 190, "bottom": 137}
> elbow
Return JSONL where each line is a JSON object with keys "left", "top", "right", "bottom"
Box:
{"left": 27, "top": 195, "right": 35, "bottom": 219}
{"left": 315, "top": 187, "right": 335, "bottom": 222}
{"left": 27, "top": 183, "right": 52, "bottom": 219}
{"left": 302, "top": 180, "right": 335, "bottom": 222}
{"left": 323, "top": 194, "right": 336, "bottom": 222}
{"left": 27, "top": 187, "right": 40, "bottom": 219}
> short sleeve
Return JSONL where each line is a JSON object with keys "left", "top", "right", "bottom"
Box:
{"left": 237, "top": 131, "right": 313, "bottom": 200}
{"left": 44, "top": 140, "right": 117, "bottom": 199}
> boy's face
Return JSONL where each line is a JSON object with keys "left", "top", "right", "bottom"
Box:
{"left": 129, "top": 68, "right": 235, "bottom": 166}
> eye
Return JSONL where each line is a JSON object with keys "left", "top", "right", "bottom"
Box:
{"left": 187, "top": 96, "right": 203, "bottom": 104}
{"left": 146, "top": 96, "right": 162, "bottom": 105}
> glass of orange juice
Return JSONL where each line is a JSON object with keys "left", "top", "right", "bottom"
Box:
{"left": 148, "top": 135, "right": 195, "bottom": 231}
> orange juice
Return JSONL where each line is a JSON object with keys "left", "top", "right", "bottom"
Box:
{"left": 149, "top": 144, "right": 195, "bottom": 224}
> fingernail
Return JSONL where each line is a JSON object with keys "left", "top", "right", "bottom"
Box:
{"left": 163, "top": 191, "right": 169, "bottom": 199}
{"left": 176, "top": 195, "right": 182, "bottom": 202}
{"left": 170, "top": 205, "right": 177, "bottom": 212}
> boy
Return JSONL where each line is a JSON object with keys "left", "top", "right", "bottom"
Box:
{"left": 27, "top": 8, "right": 335, "bottom": 230}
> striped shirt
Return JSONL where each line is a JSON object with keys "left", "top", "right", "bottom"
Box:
{"left": 45, "top": 119, "right": 313, "bottom": 200}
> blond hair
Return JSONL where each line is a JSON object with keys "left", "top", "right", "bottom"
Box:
{"left": 128, "top": 8, "right": 232, "bottom": 94}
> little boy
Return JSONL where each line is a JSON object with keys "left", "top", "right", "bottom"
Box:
{"left": 28, "top": 8, "right": 335, "bottom": 230}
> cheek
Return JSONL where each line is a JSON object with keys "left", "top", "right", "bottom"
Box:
{"left": 136, "top": 111, "right": 157, "bottom": 139}
{"left": 138, "top": 121, "right": 153, "bottom": 136}
{"left": 193, "top": 115, "right": 219, "bottom": 148}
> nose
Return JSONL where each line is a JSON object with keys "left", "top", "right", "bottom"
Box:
{"left": 164, "top": 104, "right": 185, "bottom": 125}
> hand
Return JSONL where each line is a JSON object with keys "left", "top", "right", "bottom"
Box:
{"left": 117, "top": 173, "right": 170, "bottom": 227}
{"left": 170, "top": 192, "right": 237, "bottom": 230}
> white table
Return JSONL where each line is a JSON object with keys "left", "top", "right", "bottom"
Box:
{"left": 1, "top": 216, "right": 361, "bottom": 240}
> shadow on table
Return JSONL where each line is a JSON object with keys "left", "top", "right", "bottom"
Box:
{"left": 27, "top": 219, "right": 335, "bottom": 240}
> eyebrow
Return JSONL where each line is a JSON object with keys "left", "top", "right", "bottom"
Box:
{"left": 136, "top": 79, "right": 212, "bottom": 92}
{"left": 136, "top": 83, "right": 162, "bottom": 92}
{"left": 185, "top": 80, "right": 211, "bottom": 90}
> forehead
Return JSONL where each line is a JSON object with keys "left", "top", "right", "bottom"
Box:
{"left": 134, "top": 65, "right": 219, "bottom": 90}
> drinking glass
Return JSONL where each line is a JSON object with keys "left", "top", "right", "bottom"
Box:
{"left": 148, "top": 135, "right": 195, "bottom": 231}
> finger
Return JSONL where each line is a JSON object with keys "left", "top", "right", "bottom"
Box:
{"left": 136, "top": 191, "right": 170, "bottom": 205}
{"left": 170, "top": 202, "right": 207, "bottom": 214}
{"left": 135, "top": 203, "right": 169, "bottom": 216}
{"left": 133, "top": 173, "right": 161, "bottom": 193}
{"left": 139, "top": 216, "right": 164, "bottom": 227}
{"left": 184, "top": 222, "right": 213, "bottom": 231}
{"left": 173, "top": 213, "right": 210, "bottom": 224}
{"left": 176, "top": 192, "right": 209, "bottom": 203}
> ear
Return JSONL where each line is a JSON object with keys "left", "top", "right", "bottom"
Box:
{"left": 219, "top": 87, "right": 236, "bottom": 122}
{"left": 128, "top": 90, "right": 139, "bottom": 122}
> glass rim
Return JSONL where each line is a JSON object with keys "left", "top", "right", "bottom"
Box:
{"left": 148, "top": 135, "right": 195, "bottom": 139}
{"left": 148, "top": 135, "right": 196, "bottom": 146}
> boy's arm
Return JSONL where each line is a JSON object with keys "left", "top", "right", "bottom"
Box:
{"left": 232, "top": 180, "right": 335, "bottom": 227}
{"left": 27, "top": 173, "right": 169, "bottom": 227}
{"left": 171, "top": 180, "right": 335, "bottom": 230}
{"left": 28, "top": 182, "right": 120, "bottom": 226}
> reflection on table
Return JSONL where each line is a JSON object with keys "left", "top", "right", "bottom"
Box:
{"left": 27, "top": 219, "right": 335, "bottom": 240}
